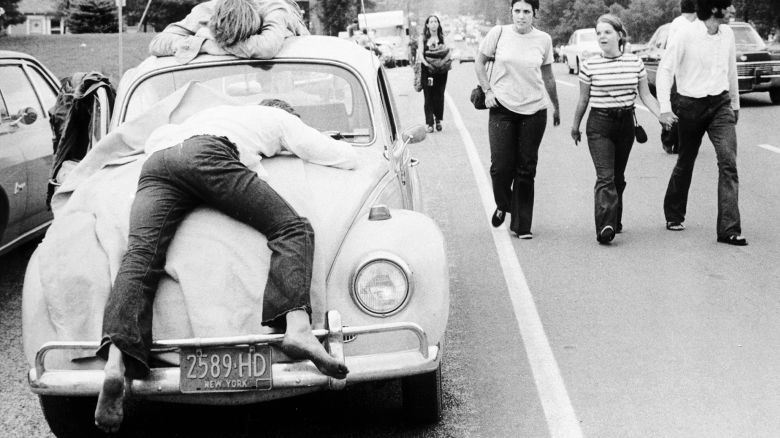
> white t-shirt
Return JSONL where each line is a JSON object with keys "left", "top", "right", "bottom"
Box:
{"left": 479, "top": 25, "right": 553, "bottom": 115}
{"left": 145, "top": 105, "right": 357, "bottom": 174}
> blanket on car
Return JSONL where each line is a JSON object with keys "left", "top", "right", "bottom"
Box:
{"left": 34, "top": 82, "right": 384, "bottom": 349}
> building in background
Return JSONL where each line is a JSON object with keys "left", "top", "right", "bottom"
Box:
{"left": 7, "top": 0, "right": 62, "bottom": 35}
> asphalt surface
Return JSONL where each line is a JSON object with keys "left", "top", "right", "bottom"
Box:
{"left": 2, "top": 60, "right": 779, "bottom": 437}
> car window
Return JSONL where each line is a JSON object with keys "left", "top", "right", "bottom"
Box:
{"left": 27, "top": 65, "right": 58, "bottom": 112}
{"left": 732, "top": 25, "right": 766, "bottom": 49}
{"left": 0, "top": 65, "right": 42, "bottom": 120}
{"left": 656, "top": 26, "right": 669, "bottom": 49}
{"left": 125, "top": 62, "right": 373, "bottom": 143}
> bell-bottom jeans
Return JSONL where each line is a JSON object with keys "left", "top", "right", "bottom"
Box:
{"left": 663, "top": 92, "right": 741, "bottom": 238}
{"left": 421, "top": 65, "right": 448, "bottom": 126}
{"left": 488, "top": 104, "right": 547, "bottom": 235}
{"left": 585, "top": 107, "right": 635, "bottom": 235}
{"left": 97, "top": 135, "right": 314, "bottom": 378}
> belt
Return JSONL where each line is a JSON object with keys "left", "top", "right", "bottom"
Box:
{"left": 592, "top": 106, "right": 634, "bottom": 116}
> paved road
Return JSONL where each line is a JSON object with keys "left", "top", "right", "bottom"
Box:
{"left": 2, "top": 60, "right": 779, "bottom": 437}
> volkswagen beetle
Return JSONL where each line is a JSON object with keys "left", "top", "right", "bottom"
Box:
{"left": 23, "top": 35, "right": 449, "bottom": 437}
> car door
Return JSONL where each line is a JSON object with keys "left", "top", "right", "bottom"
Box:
{"left": 18, "top": 60, "right": 60, "bottom": 229}
{"left": 642, "top": 24, "right": 669, "bottom": 90}
{"left": 0, "top": 61, "right": 51, "bottom": 246}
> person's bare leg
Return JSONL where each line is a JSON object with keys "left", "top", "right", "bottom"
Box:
{"left": 95, "top": 343, "right": 127, "bottom": 433}
{"left": 280, "top": 309, "right": 349, "bottom": 379}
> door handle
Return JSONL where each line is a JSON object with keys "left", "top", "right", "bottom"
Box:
{"left": 15, "top": 182, "right": 26, "bottom": 194}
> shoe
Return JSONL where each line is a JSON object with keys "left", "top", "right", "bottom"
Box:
{"left": 516, "top": 232, "right": 533, "bottom": 240}
{"left": 616, "top": 223, "right": 623, "bottom": 234}
{"left": 717, "top": 235, "right": 748, "bottom": 246}
{"left": 662, "top": 144, "right": 674, "bottom": 154}
{"left": 597, "top": 225, "right": 615, "bottom": 244}
{"left": 666, "top": 222, "right": 685, "bottom": 231}
{"left": 426, "top": 125, "right": 434, "bottom": 133}
{"left": 491, "top": 209, "right": 505, "bottom": 227}
{"left": 435, "top": 121, "right": 442, "bottom": 131}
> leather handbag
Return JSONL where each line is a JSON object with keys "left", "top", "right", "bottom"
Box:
{"left": 633, "top": 111, "right": 647, "bottom": 143}
{"left": 470, "top": 26, "right": 503, "bottom": 110}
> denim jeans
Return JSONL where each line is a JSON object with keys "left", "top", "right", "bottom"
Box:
{"left": 585, "top": 107, "right": 635, "bottom": 234}
{"left": 421, "top": 65, "right": 448, "bottom": 126}
{"left": 97, "top": 135, "right": 314, "bottom": 378}
{"left": 488, "top": 104, "right": 547, "bottom": 234}
{"left": 663, "top": 92, "right": 741, "bottom": 238}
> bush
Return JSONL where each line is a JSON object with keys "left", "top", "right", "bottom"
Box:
{"left": 67, "top": 0, "right": 118, "bottom": 34}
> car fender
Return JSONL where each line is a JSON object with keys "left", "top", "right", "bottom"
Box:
{"left": 326, "top": 208, "right": 449, "bottom": 356}
{"left": 22, "top": 248, "right": 59, "bottom": 368}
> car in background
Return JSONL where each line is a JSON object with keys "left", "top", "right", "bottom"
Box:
{"left": 638, "top": 21, "right": 780, "bottom": 104}
{"left": 0, "top": 51, "right": 59, "bottom": 256}
{"left": 24, "top": 36, "right": 450, "bottom": 437}
{"left": 561, "top": 28, "right": 599, "bottom": 75}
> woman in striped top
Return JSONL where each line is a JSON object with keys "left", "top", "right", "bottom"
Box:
{"left": 570, "top": 14, "right": 672, "bottom": 244}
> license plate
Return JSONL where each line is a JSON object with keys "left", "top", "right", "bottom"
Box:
{"left": 180, "top": 345, "right": 272, "bottom": 393}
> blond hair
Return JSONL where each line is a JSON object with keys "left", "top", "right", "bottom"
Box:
{"left": 209, "top": 0, "right": 263, "bottom": 47}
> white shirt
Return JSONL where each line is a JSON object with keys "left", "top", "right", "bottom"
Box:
{"left": 657, "top": 20, "right": 739, "bottom": 113}
{"left": 145, "top": 105, "right": 357, "bottom": 176}
{"left": 667, "top": 14, "right": 695, "bottom": 43}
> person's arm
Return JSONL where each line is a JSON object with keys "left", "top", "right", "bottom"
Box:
{"left": 656, "top": 30, "right": 682, "bottom": 124}
{"left": 148, "top": 2, "right": 224, "bottom": 62}
{"left": 541, "top": 63, "right": 560, "bottom": 126}
{"left": 475, "top": 53, "right": 498, "bottom": 108}
{"left": 726, "top": 28, "right": 740, "bottom": 123}
{"left": 281, "top": 115, "right": 358, "bottom": 169}
{"left": 570, "top": 80, "right": 590, "bottom": 146}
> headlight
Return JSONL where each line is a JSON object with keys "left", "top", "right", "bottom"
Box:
{"left": 351, "top": 253, "right": 412, "bottom": 316}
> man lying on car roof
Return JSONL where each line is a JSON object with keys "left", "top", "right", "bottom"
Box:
{"left": 149, "top": 0, "right": 309, "bottom": 63}
{"left": 94, "top": 98, "right": 356, "bottom": 433}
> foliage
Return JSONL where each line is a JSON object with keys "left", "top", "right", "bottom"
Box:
{"left": 66, "top": 0, "right": 118, "bottom": 33}
{"left": 316, "top": 0, "right": 375, "bottom": 36}
{"left": 123, "top": 0, "right": 200, "bottom": 32}
{"left": 0, "top": 0, "right": 25, "bottom": 29}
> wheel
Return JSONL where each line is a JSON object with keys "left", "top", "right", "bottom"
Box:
{"left": 39, "top": 395, "right": 106, "bottom": 438}
{"left": 770, "top": 89, "right": 780, "bottom": 104}
{"left": 401, "top": 363, "right": 443, "bottom": 423}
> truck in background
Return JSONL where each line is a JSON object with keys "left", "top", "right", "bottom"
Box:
{"left": 357, "top": 10, "right": 412, "bottom": 67}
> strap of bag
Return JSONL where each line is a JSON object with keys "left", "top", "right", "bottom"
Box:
{"left": 486, "top": 26, "right": 504, "bottom": 83}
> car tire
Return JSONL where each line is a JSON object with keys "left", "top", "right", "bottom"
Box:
{"left": 770, "top": 89, "right": 780, "bottom": 105}
{"left": 39, "top": 395, "right": 106, "bottom": 438}
{"left": 401, "top": 363, "right": 443, "bottom": 423}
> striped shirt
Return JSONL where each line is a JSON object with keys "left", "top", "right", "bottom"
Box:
{"left": 579, "top": 53, "right": 647, "bottom": 109}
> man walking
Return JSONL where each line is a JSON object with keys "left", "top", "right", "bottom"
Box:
{"left": 660, "top": 0, "right": 697, "bottom": 154}
{"left": 658, "top": 0, "right": 747, "bottom": 246}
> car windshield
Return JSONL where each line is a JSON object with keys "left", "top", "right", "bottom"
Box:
{"left": 124, "top": 61, "right": 373, "bottom": 142}
{"left": 732, "top": 25, "right": 766, "bottom": 49}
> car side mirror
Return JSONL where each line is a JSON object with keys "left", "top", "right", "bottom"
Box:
{"left": 16, "top": 107, "right": 38, "bottom": 125}
{"left": 402, "top": 125, "right": 427, "bottom": 145}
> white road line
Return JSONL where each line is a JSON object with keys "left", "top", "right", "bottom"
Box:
{"left": 758, "top": 144, "right": 780, "bottom": 154}
{"left": 445, "top": 93, "right": 584, "bottom": 438}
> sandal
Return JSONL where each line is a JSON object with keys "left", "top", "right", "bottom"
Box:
{"left": 666, "top": 222, "right": 685, "bottom": 231}
{"left": 717, "top": 235, "right": 748, "bottom": 246}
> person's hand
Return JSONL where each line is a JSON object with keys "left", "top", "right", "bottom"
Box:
{"left": 570, "top": 127, "right": 581, "bottom": 146}
{"left": 485, "top": 89, "right": 498, "bottom": 108}
{"left": 202, "top": 39, "right": 228, "bottom": 56}
{"left": 552, "top": 108, "right": 560, "bottom": 126}
{"left": 658, "top": 112, "right": 677, "bottom": 131}
{"left": 195, "top": 27, "right": 214, "bottom": 39}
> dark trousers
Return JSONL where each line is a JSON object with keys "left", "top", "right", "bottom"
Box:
{"left": 421, "top": 65, "right": 448, "bottom": 126}
{"left": 586, "top": 108, "right": 635, "bottom": 234}
{"left": 97, "top": 135, "right": 314, "bottom": 378}
{"left": 661, "top": 84, "right": 680, "bottom": 153}
{"left": 488, "top": 104, "right": 547, "bottom": 234}
{"left": 663, "top": 92, "right": 741, "bottom": 238}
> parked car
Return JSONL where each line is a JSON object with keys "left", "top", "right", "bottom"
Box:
{"left": 561, "top": 28, "right": 599, "bottom": 75}
{"left": 24, "top": 35, "right": 450, "bottom": 437}
{"left": 0, "top": 51, "right": 60, "bottom": 256}
{"left": 638, "top": 21, "right": 780, "bottom": 104}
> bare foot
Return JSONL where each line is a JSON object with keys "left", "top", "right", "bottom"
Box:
{"left": 281, "top": 326, "right": 349, "bottom": 379}
{"left": 95, "top": 344, "right": 126, "bottom": 433}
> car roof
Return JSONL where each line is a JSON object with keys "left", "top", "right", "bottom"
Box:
{"left": 125, "top": 36, "right": 379, "bottom": 80}
{"left": 0, "top": 50, "right": 39, "bottom": 61}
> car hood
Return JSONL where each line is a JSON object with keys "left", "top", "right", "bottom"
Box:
{"left": 34, "top": 83, "right": 387, "bottom": 347}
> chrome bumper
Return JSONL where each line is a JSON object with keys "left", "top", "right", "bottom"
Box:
{"left": 28, "top": 311, "right": 441, "bottom": 401}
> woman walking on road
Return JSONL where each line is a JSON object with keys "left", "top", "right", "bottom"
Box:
{"left": 570, "top": 14, "right": 672, "bottom": 244}
{"left": 474, "top": 0, "right": 560, "bottom": 239}
{"left": 418, "top": 15, "right": 452, "bottom": 133}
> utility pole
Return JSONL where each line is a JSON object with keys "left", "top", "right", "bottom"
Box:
{"left": 116, "top": 0, "right": 125, "bottom": 79}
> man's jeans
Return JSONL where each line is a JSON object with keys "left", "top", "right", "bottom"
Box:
{"left": 488, "top": 104, "right": 547, "bottom": 234}
{"left": 585, "top": 107, "right": 635, "bottom": 234}
{"left": 97, "top": 135, "right": 314, "bottom": 378}
{"left": 663, "top": 92, "right": 741, "bottom": 238}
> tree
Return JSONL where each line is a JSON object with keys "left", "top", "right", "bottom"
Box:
{"left": 0, "top": 0, "right": 25, "bottom": 33}
{"left": 123, "top": 0, "right": 200, "bottom": 32}
{"left": 315, "top": 0, "right": 375, "bottom": 36}
{"left": 67, "top": 0, "right": 117, "bottom": 33}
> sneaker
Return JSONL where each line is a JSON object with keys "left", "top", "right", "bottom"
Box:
{"left": 426, "top": 125, "right": 434, "bottom": 133}
{"left": 435, "top": 121, "right": 442, "bottom": 131}
{"left": 516, "top": 232, "right": 533, "bottom": 240}
{"left": 597, "top": 225, "right": 615, "bottom": 244}
{"left": 491, "top": 209, "right": 506, "bottom": 228}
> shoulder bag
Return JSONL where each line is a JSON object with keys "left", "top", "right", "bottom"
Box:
{"left": 470, "top": 26, "right": 503, "bottom": 110}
